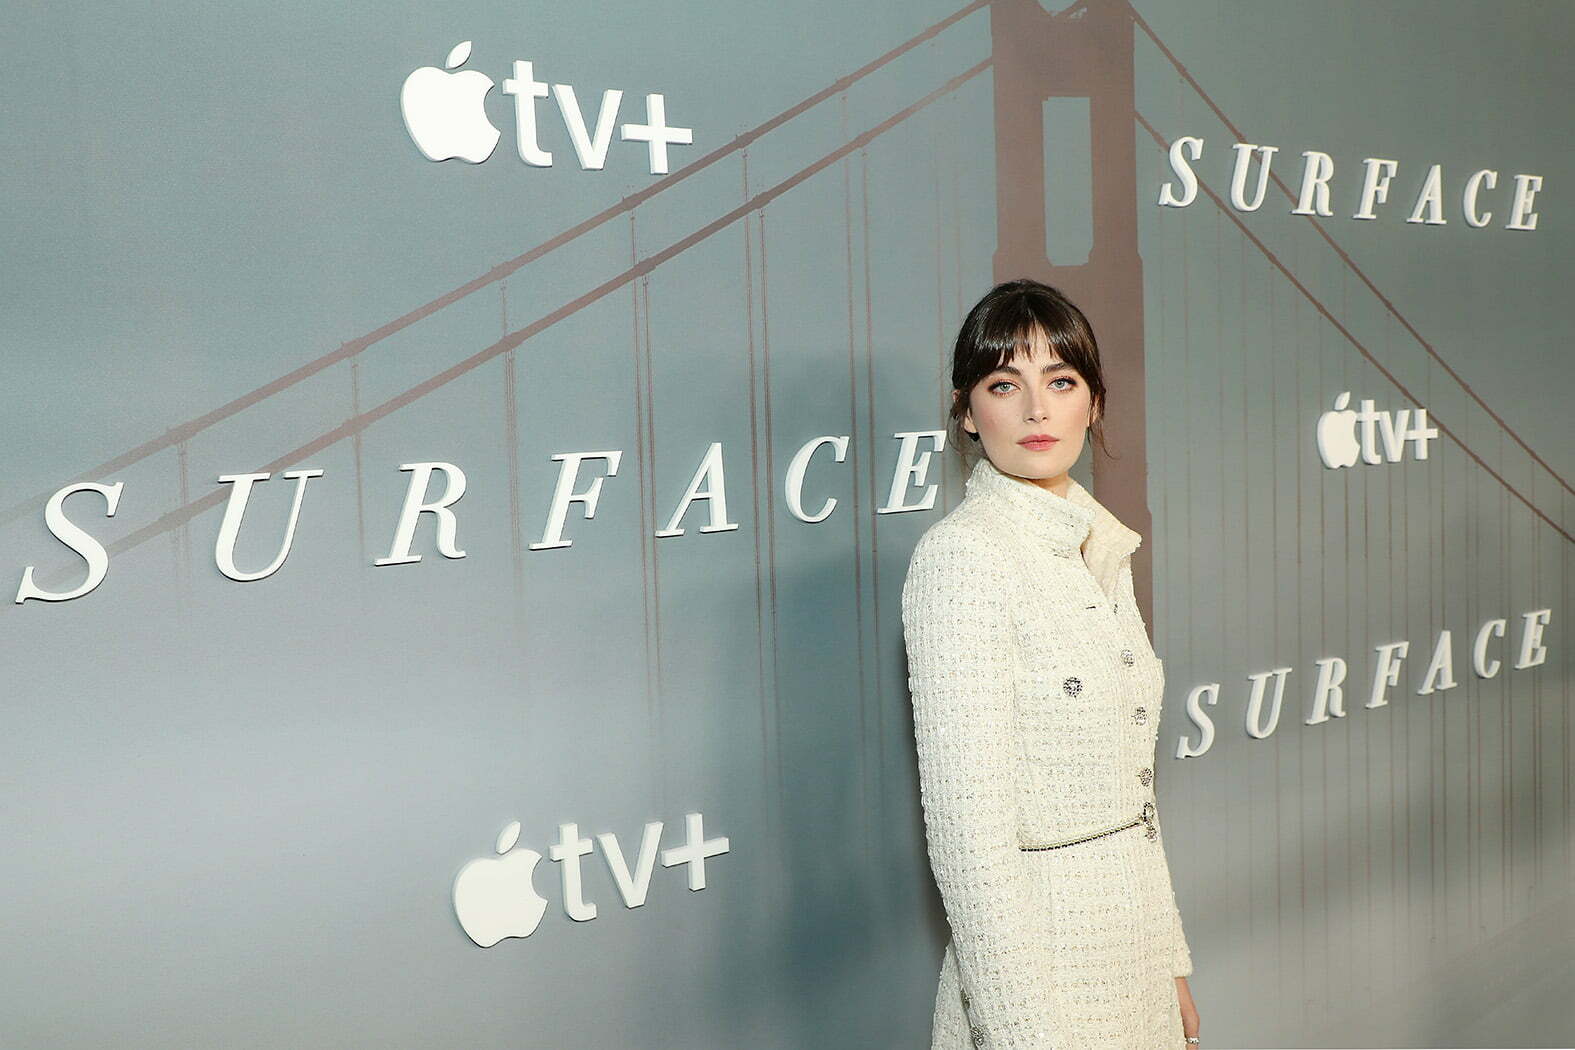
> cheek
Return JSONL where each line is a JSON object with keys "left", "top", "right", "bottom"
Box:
{"left": 976, "top": 399, "right": 1014, "bottom": 437}
{"left": 980, "top": 396, "right": 1018, "bottom": 429}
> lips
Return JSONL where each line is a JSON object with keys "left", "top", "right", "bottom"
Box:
{"left": 1018, "top": 436, "right": 1058, "bottom": 450}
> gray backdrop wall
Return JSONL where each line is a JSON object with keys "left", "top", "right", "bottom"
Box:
{"left": 3, "top": 1, "right": 1570, "bottom": 1047}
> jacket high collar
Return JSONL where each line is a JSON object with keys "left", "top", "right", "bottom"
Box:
{"left": 962, "top": 454, "right": 1142, "bottom": 598}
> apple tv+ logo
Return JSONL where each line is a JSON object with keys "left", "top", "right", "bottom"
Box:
{"left": 451, "top": 813, "right": 730, "bottom": 948}
{"left": 400, "top": 40, "right": 694, "bottom": 173}
{"left": 1316, "top": 391, "right": 1439, "bottom": 470}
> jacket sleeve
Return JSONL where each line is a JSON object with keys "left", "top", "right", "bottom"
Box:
{"left": 1145, "top": 802, "right": 1195, "bottom": 977}
{"left": 1128, "top": 573, "right": 1195, "bottom": 979}
{"left": 901, "top": 525, "right": 1064, "bottom": 1047}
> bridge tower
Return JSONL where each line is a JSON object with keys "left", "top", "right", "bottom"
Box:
{"left": 991, "top": 0, "right": 1157, "bottom": 630}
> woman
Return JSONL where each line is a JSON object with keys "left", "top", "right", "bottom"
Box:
{"left": 901, "top": 279, "right": 1202, "bottom": 1049}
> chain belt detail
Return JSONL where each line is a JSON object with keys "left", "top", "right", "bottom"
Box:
{"left": 1018, "top": 802, "right": 1157, "bottom": 851}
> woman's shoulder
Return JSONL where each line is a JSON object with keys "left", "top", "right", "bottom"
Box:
{"left": 905, "top": 501, "right": 1004, "bottom": 573}
{"left": 903, "top": 506, "right": 1098, "bottom": 614}
{"left": 901, "top": 498, "right": 1040, "bottom": 621}
{"left": 900, "top": 517, "right": 1009, "bottom": 637}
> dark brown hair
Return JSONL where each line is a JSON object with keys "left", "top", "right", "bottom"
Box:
{"left": 947, "top": 278, "right": 1111, "bottom": 467}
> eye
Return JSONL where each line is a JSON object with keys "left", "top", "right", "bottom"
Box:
{"left": 987, "top": 375, "right": 1077, "bottom": 394}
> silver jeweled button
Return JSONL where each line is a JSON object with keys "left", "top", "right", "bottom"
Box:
{"left": 960, "top": 989, "right": 970, "bottom": 1008}
{"left": 1062, "top": 676, "right": 1082, "bottom": 697}
{"left": 1138, "top": 766, "right": 1153, "bottom": 786}
{"left": 970, "top": 1022, "right": 987, "bottom": 1046}
{"left": 1133, "top": 706, "right": 1147, "bottom": 724}
{"left": 1120, "top": 648, "right": 1135, "bottom": 666}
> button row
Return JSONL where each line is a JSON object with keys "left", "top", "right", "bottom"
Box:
{"left": 962, "top": 987, "right": 984, "bottom": 1046}
{"left": 1062, "top": 651, "right": 1151, "bottom": 796}
{"left": 1126, "top": 651, "right": 1154, "bottom": 832}
{"left": 1122, "top": 649, "right": 1142, "bottom": 736}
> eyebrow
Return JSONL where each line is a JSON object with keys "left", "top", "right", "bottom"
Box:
{"left": 990, "top": 360, "right": 1075, "bottom": 377}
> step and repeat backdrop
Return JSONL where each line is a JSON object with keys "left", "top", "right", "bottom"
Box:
{"left": 3, "top": 1, "right": 1569, "bottom": 1046}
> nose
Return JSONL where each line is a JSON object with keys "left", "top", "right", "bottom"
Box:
{"left": 1024, "top": 386, "right": 1052, "bottom": 422}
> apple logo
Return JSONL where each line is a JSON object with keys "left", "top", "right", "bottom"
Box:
{"left": 400, "top": 41, "right": 501, "bottom": 163}
{"left": 1317, "top": 391, "right": 1360, "bottom": 469}
{"left": 452, "top": 821, "right": 549, "bottom": 947}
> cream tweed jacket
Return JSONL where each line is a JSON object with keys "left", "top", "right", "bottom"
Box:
{"left": 901, "top": 454, "right": 1194, "bottom": 1049}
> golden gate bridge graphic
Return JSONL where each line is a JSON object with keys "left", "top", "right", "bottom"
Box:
{"left": 9, "top": 0, "right": 1566, "bottom": 605}
{"left": 5, "top": 0, "right": 1570, "bottom": 1036}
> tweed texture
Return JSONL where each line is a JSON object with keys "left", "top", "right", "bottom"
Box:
{"left": 901, "top": 455, "right": 1194, "bottom": 1049}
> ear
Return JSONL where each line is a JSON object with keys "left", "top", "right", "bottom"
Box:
{"left": 954, "top": 388, "right": 977, "bottom": 437}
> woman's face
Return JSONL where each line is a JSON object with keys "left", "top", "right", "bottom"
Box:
{"left": 955, "top": 329, "right": 1097, "bottom": 497}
